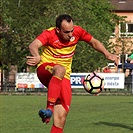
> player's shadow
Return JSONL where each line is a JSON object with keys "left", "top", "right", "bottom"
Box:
{"left": 94, "top": 121, "right": 133, "bottom": 130}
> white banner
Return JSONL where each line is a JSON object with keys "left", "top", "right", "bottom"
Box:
{"left": 16, "top": 73, "right": 44, "bottom": 89}
{"left": 70, "top": 73, "right": 124, "bottom": 89}
{"left": 100, "top": 73, "right": 124, "bottom": 89}
{"left": 16, "top": 73, "right": 125, "bottom": 89}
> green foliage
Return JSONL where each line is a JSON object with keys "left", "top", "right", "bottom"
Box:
{"left": 1, "top": 0, "right": 49, "bottom": 71}
{"left": 1, "top": 0, "right": 122, "bottom": 72}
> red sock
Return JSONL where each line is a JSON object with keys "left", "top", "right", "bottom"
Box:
{"left": 50, "top": 125, "right": 63, "bottom": 133}
{"left": 47, "top": 76, "right": 62, "bottom": 111}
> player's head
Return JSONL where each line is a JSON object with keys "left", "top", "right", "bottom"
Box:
{"left": 56, "top": 14, "right": 74, "bottom": 41}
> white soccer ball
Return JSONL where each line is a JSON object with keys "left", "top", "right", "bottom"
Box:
{"left": 83, "top": 72, "right": 104, "bottom": 94}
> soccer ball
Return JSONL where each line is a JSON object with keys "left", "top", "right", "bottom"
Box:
{"left": 83, "top": 72, "right": 104, "bottom": 94}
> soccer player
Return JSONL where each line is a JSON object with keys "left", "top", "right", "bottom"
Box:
{"left": 26, "top": 14, "right": 118, "bottom": 133}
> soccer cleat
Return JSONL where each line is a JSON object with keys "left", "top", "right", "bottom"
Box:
{"left": 38, "top": 109, "right": 53, "bottom": 124}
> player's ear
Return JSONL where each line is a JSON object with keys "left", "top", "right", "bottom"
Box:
{"left": 56, "top": 27, "right": 60, "bottom": 33}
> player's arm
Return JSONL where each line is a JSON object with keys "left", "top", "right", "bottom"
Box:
{"left": 89, "top": 37, "right": 119, "bottom": 65}
{"left": 126, "top": 54, "right": 133, "bottom": 63}
{"left": 26, "top": 39, "right": 43, "bottom": 66}
{"left": 126, "top": 57, "right": 131, "bottom": 63}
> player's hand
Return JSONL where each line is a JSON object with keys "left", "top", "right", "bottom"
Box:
{"left": 130, "top": 60, "right": 133, "bottom": 64}
{"left": 26, "top": 56, "right": 41, "bottom": 66}
{"left": 105, "top": 53, "right": 119, "bottom": 66}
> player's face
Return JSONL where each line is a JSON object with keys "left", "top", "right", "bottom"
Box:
{"left": 56, "top": 20, "right": 74, "bottom": 41}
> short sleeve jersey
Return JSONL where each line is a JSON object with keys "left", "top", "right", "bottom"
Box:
{"left": 37, "top": 25, "right": 92, "bottom": 79}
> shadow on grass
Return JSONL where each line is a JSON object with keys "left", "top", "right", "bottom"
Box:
{"left": 94, "top": 121, "right": 133, "bottom": 130}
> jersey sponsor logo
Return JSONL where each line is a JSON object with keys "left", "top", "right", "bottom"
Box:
{"left": 53, "top": 51, "right": 75, "bottom": 58}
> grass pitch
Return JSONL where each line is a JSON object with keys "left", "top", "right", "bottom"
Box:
{"left": 0, "top": 95, "right": 133, "bottom": 133}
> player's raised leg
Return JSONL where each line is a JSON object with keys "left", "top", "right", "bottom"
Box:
{"left": 38, "top": 64, "right": 66, "bottom": 123}
{"left": 46, "top": 65, "right": 66, "bottom": 111}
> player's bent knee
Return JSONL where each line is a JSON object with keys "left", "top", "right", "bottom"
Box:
{"left": 53, "top": 65, "right": 66, "bottom": 79}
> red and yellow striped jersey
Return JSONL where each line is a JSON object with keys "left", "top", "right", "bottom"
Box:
{"left": 37, "top": 26, "right": 92, "bottom": 79}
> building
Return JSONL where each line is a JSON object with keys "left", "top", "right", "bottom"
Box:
{"left": 105, "top": 0, "right": 133, "bottom": 73}
{"left": 109, "top": 0, "right": 133, "bottom": 57}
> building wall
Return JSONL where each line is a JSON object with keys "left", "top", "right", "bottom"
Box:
{"left": 117, "top": 12, "right": 133, "bottom": 21}
{"left": 109, "top": 12, "right": 133, "bottom": 55}
{"left": 108, "top": 9, "right": 133, "bottom": 74}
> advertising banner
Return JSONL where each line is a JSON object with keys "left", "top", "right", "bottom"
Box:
{"left": 16, "top": 73, "right": 44, "bottom": 89}
{"left": 71, "top": 73, "right": 125, "bottom": 89}
{"left": 16, "top": 73, "right": 125, "bottom": 89}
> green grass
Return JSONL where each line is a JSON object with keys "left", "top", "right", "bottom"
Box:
{"left": 0, "top": 95, "right": 133, "bottom": 133}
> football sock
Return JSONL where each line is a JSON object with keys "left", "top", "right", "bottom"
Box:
{"left": 50, "top": 125, "right": 63, "bottom": 133}
{"left": 47, "top": 76, "right": 62, "bottom": 111}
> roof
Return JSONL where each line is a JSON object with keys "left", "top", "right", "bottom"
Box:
{"left": 109, "top": 0, "right": 133, "bottom": 12}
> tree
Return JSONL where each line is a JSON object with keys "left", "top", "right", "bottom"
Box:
{"left": 112, "top": 37, "right": 133, "bottom": 72}
{"left": 110, "top": 18, "right": 133, "bottom": 72}
{"left": 1, "top": 0, "right": 122, "bottom": 73}
{"left": 1, "top": 0, "right": 52, "bottom": 71}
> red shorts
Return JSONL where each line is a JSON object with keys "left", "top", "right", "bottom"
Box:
{"left": 37, "top": 63, "right": 72, "bottom": 112}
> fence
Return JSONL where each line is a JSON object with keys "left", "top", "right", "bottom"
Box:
{"left": 0, "top": 73, "right": 133, "bottom": 95}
